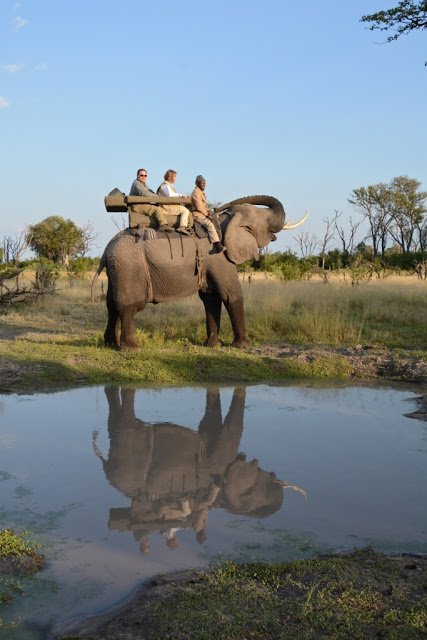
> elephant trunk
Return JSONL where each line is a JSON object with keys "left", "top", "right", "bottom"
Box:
{"left": 214, "top": 195, "right": 285, "bottom": 233}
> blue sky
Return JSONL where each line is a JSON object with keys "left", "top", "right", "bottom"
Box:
{"left": 1, "top": 0, "right": 426, "bottom": 255}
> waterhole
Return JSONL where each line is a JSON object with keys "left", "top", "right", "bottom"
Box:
{"left": 0, "top": 383, "right": 426, "bottom": 638}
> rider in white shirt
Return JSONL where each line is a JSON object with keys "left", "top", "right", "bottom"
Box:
{"left": 157, "top": 169, "right": 190, "bottom": 235}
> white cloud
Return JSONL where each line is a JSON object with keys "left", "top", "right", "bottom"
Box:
{"left": 32, "top": 63, "right": 48, "bottom": 72}
{"left": 0, "top": 97, "right": 10, "bottom": 109}
{"left": 14, "top": 16, "right": 28, "bottom": 29}
{"left": 1, "top": 64, "right": 23, "bottom": 73}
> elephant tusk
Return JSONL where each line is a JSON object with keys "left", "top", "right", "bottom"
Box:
{"left": 274, "top": 479, "right": 307, "bottom": 499}
{"left": 92, "top": 430, "right": 105, "bottom": 462}
{"left": 283, "top": 210, "right": 308, "bottom": 230}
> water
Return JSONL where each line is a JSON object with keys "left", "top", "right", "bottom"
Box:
{"left": 0, "top": 383, "right": 426, "bottom": 638}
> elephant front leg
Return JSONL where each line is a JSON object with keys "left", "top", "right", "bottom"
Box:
{"left": 199, "top": 290, "right": 223, "bottom": 347}
{"left": 224, "top": 296, "right": 250, "bottom": 348}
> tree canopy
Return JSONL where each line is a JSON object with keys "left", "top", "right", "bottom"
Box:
{"left": 348, "top": 176, "right": 427, "bottom": 255}
{"left": 360, "top": 1, "right": 427, "bottom": 44}
{"left": 27, "top": 216, "right": 85, "bottom": 264}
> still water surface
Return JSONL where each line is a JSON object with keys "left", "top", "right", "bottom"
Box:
{"left": 0, "top": 383, "right": 426, "bottom": 638}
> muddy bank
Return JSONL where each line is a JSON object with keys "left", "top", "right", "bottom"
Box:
{"left": 50, "top": 549, "right": 427, "bottom": 640}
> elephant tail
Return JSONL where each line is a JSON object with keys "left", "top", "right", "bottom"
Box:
{"left": 91, "top": 251, "right": 107, "bottom": 304}
{"left": 91, "top": 230, "right": 125, "bottom": 303}
{"left": 214, "top": 195, "right": 285, "bottom": 215}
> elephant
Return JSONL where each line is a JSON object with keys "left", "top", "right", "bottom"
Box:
{"left": 92, "top": 386, "right": 305, "bottom": 552}
{"left": 92, "top": 195, "right": 307, "bottom": 351}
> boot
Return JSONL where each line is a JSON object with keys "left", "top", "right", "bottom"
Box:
{"left": 158, "top": 225, "right": 174, "bottom": 233}
{"left": 214, "top": 242, "right": 225, "bottom": 252}
{"left": 177, "top": 226, "right": 190, "bottom": 235}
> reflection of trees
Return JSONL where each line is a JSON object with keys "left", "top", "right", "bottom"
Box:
{"left": 93, "top": 387, "right": 291, "bottom": 553}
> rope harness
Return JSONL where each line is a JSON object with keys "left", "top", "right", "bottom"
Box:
{"left": 136, "top": 230, "right": 154, "bottom": 303}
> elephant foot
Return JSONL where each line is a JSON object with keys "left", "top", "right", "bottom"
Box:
{"left": 204, "top": 337, "right": 223, "bottom": 348}
{"left": 105, "top": 342, "right": 120, "bottom": 350}
{"left": 232, "top": 339, "right": 250, "bottom": 349}
{"left": 119, "top": 342, "right": 142, "bottom": 352}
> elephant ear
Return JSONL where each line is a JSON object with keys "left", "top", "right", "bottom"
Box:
{"left": 223, "top": 209, "right": 272, "bottom": 264}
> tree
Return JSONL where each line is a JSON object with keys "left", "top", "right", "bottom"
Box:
{"left": 360, "top": 1, "right": 427, "bottom": 63}
{"left": 319, "top": 210, "right": 340, "bottom": 270}
{"left": 348, "top": 176, "right": 427, "bottom": 256}
{"left": 293, "top": 230, "right": 319, "bottom": 259}
{"left": 361, "top": 1, "right": 427, "bottom": 40}
{"left": 386, "top": 176, "right": 427, "bottom": 253}
{"left": 0, "top": 261, "right": 58, "bottom": 310}
{"left": 335, "top": 214, "right": 363, "bottom": 257}
{"left": 349, "top": 183, "right": 391, "bottom": 259}
{"left": 27, "top": 216, "right": 90, "bottom": 264}
{"left": 2, "top": 231, "right": 31, "bottom": 263}
{"left": 74, "top": 221, "right": 99, "bottom": 257}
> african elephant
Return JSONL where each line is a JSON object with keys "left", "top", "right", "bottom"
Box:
{"left": 92, "top": 386, "right": 304, "bottom": 551}
{"left": 92, "top": 196, "right": 307, "bottom": 351}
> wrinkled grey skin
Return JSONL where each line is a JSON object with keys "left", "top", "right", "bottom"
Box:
{"left": 93, "top": 196, "right": 287, "bottom": 351}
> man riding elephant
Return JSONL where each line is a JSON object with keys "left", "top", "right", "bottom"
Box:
{"left": 129, "top": 168, "right": 173, "bottom": 232}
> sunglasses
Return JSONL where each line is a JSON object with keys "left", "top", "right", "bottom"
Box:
{"left": 139, "top": 174, "right": 147, "bottom": 177}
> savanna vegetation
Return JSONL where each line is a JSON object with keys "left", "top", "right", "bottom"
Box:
{"left": 0, "top": 176, "right": 426, "bottom": 390}
{"left": 0, "top": 269, "right": 426, "bottom": 394}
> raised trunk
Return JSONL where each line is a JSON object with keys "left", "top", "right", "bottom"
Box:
{"left": 214, "top": 195, "right": 285, "bottom": 233}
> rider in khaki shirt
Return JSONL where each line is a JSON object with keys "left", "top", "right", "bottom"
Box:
{"left": 191, "top": 175, "right": 224, "bottom": 252}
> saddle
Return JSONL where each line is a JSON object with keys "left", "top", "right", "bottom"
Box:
{"left": 128, "top": 213, "right": 222, "bottom": 243}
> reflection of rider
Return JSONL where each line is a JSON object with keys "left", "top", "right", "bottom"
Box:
{"left": 95, "top": 386, "right": 285, "bottom": 553}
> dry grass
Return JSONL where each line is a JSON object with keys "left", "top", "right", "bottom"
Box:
{"left": 5, "top": 271, "right": 427, "bottom": 349}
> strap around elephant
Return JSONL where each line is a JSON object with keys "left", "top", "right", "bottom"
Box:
{"left": 196, "top": 247, "right": 207, "bottom": 292}
{"left": 138, "top": 242, "right": 154, "bottom": 303}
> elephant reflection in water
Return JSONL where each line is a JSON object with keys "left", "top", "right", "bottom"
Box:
{"left": 93, "top": 387, "right": 304, "bottom": 554}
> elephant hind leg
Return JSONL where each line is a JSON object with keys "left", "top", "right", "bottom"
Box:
{"left": 119, "top": 302, "right": 146, "bottom": 351}
{"left": 104, "top": 288, "right": 120, "bottom": 349}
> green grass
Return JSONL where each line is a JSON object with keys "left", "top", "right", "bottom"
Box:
{"left": 63, "top": 549, "right": 427, "bottom": 639}
{"left": 0, "top": 529, "right": 45, "bottom": 629}
{"left": 149, "top": 552, "right": 427, "bottom": 639}
{"left": 0, "top": 274, "right": 426, "bottom": 392}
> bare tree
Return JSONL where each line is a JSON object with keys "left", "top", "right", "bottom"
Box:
{"left": 293, "top": 231, "right": 319, "bottom": 259}
{"left": 2, "top": 230, "right": 31, "bottom": 263}
{"left": 335, "top": 215, "right": 363, "bottom": 255}
{"left": 110, "top": 214, "right": 127, "bottom": 232}
{"left": 75, "top": 221, "right": 99, "bottom": 257}
{"left": 0, "top": 263, "right": 58, "bottom": 311}
{"left": 319, "top": 210, "right": 340, "bottom": 269}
